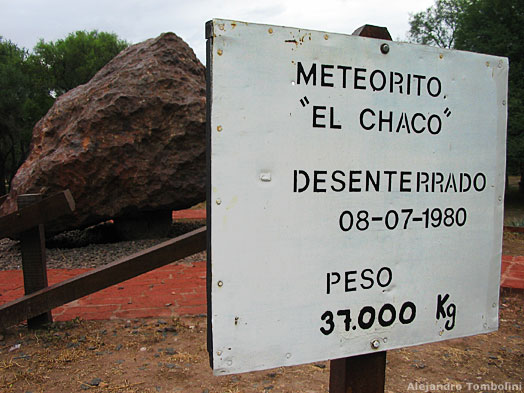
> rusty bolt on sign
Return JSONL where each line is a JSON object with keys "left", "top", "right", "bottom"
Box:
{"left": 371, "top": 339, "right": 381, "bottom": 349}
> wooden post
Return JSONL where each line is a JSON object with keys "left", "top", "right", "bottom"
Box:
{"left": 0, "top": 190, "right": 76, "bottom": 240}
{"left": 17, "top": 194, "right": 52, "bottom": 328}
{"left": 330, "top": 352, "right": 387, "bottom": 393}
{"left": 328, "top": 24, "right": 392, "bottom": 393}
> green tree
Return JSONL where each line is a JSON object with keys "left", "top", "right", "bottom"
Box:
{"left": 34, "top": 30, "right": 128, "bottom": 95}
{"left": 409, "top": 0, "right": 524, "bottom": 190}
{"left": 0, "top": 38, "right": 53, "bottom": 194}
{"left": 0, "top": 30, "right": 128, "bottom": 193}
{"left": 454, "top": 0, "right": 524, "bottom": 184}
{"left": 408, "top": 0, "right": 469, "bottom": 48}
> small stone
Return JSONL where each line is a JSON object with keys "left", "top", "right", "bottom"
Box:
{"left": 115, "top": 344, "right": 123, "bottom": 351}
{"left": 165, "top": 303, "right": 172, "bottom": 307}
{"left": 164, "top": 327, "right": 176, "bottom": 333}
{"left": 67, "top": 342, "right": 79, "bottom": 349}
{"left": 165, "top": 347, "right": 176, "bottom": 355}
{"left": 157, "top": 319, "right": 167, "bottom": 325}
{"left": 138, "top": 366, "right": 147, "bottom": 370}
{"left": 80, "top": 383, "right": 90, "bottom": 390}
{"left": 314, "top": 364, "right": 326, "bottom": 369}
{"left": 140, "top": 347, "right": 147, "bottom": 352}
{"left": 88, "top": 378, "right": 102, "bottom": 386}
{"left": 264, "top": 386, "right": 274, "bottom": 391}
{"left": 87, "top": 346, "right": 97, "bottom": 351}
{"left": 202, "top": 390, "right": 209, "bottom": 393}
{"left": 155, "top": 387, "right": 162, "bottom": 392}
{"left": 165, "top": 363, "right": 176, "bottom": 369}
{"left": 115, "top": 359, "right": 125, "bottom": 365}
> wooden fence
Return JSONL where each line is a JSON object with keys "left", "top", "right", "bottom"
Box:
{"left": 0, "top": 190, "right": 206, "bottom": 330}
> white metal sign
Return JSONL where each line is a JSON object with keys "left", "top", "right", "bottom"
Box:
{"left": 206, "top": 19, "right": 508, "bottom": 375}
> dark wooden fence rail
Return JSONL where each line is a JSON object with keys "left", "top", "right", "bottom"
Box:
{"left": 0, "top": 190, "right": 75, "bottom": 240}
{"left": 0, "top": 189, "right": 206, "bottom": 330}
{"left": 0, "top": 227, "right": 206, "bottom": 330}
{"left": 0, "top": 190, "right": 76, "bottom": 328}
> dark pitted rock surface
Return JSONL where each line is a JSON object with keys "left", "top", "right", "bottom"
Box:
{"left": 1, "top": 32, "right": 206, "bottom": 235}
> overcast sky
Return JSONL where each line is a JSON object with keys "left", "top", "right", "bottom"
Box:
{"left": 1, "top": 0, "right": 435, "bottom": 63}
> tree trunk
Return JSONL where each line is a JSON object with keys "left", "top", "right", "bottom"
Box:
{"left": 519, "top": 161, "right": 524, "bottom": 194}
{"left": 0, "top": 159, "right": 7, "bottom": 195}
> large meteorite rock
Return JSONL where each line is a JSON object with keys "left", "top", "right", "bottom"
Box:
{"left": 1, "top": 33, "right": 206, "bottom": 236}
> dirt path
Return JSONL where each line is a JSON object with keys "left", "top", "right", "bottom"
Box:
{"left": 1, "top": 289, "right": 522, "bottom": 393}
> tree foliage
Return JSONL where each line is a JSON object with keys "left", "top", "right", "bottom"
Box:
{"left": 34, "top": 30, "right": 128, "bottom": 96}
{"left": 0, "top": 38, "right": 53, "bottom": 194}
{"left": 454, "top": 0, "right": 524, "bottom": 177}
{"left": 0, "top": 30, "right": 128, "bottom": 194}
{"left": 409, "top": 0, "right": 524, "bottom": 184}
{"left": 408, "top": 0, "right": 469, "bottom": 48}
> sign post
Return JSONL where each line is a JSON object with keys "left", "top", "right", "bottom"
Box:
{"left": 330, "top": 351, "right": 386, "bottom": 393}
{"left": 206, "top": 19, "right": 508, "bottom": 378}
{"left": 327, "top": 24, "right": 392, "bottom": 393}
